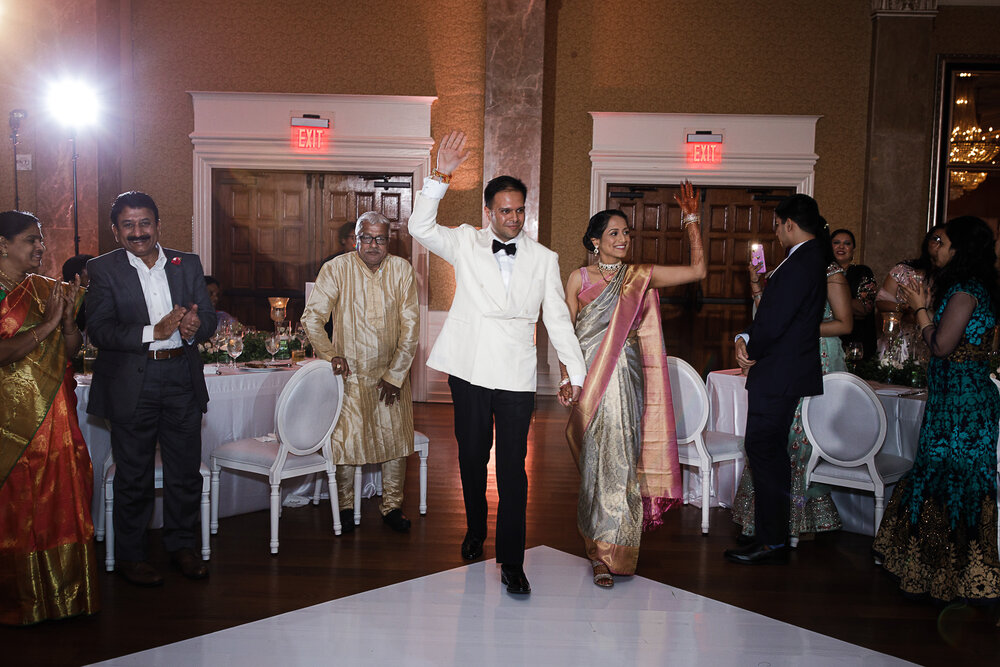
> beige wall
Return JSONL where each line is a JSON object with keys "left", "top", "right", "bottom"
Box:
{"left": 544, "top": 0, "right": 873, "bottom": 281}
{"left": 4, "top": 1, "right": 1000, "bottom": 298}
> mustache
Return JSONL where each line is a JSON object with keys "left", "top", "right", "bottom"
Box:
{"left": 127, "top": 235, "right": 152, "bottom": 243}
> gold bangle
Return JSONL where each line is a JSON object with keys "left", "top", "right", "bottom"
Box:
{"left": 430, "top": 168, "right": 452, "bottom": 184}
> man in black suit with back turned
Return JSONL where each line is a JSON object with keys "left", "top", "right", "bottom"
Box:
{"left": 86, "top": 191, "right": 217, "bottom": 586}
{"left": 725, "top": 194, "right": 827, "bottom": 565}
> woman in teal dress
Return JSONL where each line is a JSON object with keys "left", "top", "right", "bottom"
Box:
{"left": 873, "top": 216, "right": 1000, "bottom": 603}
{"left": 732, "top": 240, "right": 853, "bottom": 540}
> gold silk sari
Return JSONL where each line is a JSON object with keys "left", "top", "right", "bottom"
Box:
{"left": 566, "top": 265, "right": 681, "bottom": 575}
{"left": 0, "top": 274, "right": 99, "bottom": 625}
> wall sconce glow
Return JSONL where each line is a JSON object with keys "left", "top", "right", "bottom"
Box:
{"left": 46, "top": 80, "right": 99, "bottom": 128}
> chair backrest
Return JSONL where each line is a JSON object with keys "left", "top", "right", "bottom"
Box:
{"left": 274, "top": 360, "right": 345, "bottom": 456}
{"left": 666, "top": 356, "right": 709, "bottom": 443}
{"left": 801, "top": 372, "right": 887, "bottom": 467}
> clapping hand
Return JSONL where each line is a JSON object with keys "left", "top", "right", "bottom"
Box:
{"left": 179, "top": 304, "right": 201, "bottom": 340}
{"left": 60, "top": 275, "right": 82, "bottom": 329}
{"left": 899, "top": 282, "right": 931, "bottom": 313}
{"left": 154, "top": 305, "right": 187, "bottom": 340}
{"left": 436, "top": 131, "right": 470, "bottom": 176}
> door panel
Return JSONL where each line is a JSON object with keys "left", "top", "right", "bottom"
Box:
{"left": 607, "top": 184, "right": 794, "bottom": 374}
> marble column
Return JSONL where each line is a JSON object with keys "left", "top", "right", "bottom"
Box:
{"left": 483, "top": 0, "right": 546, "bottom": 240}
{"left": 483, "top": 0, "right": 554, "bottom": 385}
{"left": 862, "top": 0, "right": 938, "bottom": 281}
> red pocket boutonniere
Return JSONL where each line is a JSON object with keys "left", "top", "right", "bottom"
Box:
{"left": 170, "top": 256, "right": 182, "bottom": 266}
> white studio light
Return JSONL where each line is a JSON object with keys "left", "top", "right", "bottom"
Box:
{"left": 46, "top": 79, "right": 99, "bottom": 128}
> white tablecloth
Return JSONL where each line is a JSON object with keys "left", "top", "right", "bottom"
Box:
{"left": 76, "top": 364, "right": 378, "bottom": 525}
{"left": 703, "top": 369, "right": 925, "bottom": 536}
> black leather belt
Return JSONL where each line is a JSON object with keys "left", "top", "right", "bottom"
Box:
{"left": 147, "top": 348, "right": 184, "bottom": 360}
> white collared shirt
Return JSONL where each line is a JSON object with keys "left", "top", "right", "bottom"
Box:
{"left": 491, "top": 233, "right": 521, "bottom": 291}
{"left": 126, "top": 245, "right": 182, "bottom": 350}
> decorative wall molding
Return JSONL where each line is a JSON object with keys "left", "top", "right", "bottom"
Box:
{"left": 589, "top": 112, "right": 821, "bottom": 217}
{"left": 189, "top": 91, "right": 436, "bottom": 400}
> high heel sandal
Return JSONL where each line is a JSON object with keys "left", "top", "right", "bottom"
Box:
{"left": 591, "top": 560, "right": 613, "bottom": 588}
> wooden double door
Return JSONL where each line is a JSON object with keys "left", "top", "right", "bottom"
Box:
{"left": 607, "top": 184, "right": 795, "bottom": 374}
{"left": 212, "top": 170, "right": 413, "bottom": 330}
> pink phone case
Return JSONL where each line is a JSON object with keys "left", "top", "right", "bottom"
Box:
{"left": 750, "top": 246, "right": 766, "bottom": 273}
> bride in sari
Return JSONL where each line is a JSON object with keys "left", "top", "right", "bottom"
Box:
{"left": 564, "top": 182, "right": 706, "bottom": 587}
{"left": 0, "top": 210, "right": 97, "bottom": 625}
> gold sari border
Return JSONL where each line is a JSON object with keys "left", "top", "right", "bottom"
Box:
{"left": 0, "top": 539, "right": 100, "bottom": 625}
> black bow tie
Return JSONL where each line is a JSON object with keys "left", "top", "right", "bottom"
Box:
{"left": 492, "top": 240, "right": 516, "bottom": 256}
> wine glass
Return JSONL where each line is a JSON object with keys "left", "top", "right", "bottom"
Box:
{"left": 845, "top": 342, "right": 863, "bottom": 371}
{"left": 292, "top": 322, "right": 309, "bottom": 361}
{"left": 265, "top": 334, "right": 280, "bottom": 363}
{"left": 226, "top": 335, "right": 244, "bottom": 369}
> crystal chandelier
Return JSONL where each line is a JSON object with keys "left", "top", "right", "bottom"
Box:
{"left": 948, "top": 74, "right": 1000, "bottom": 167}
{"left": 949, "top": 170, "right": 988, "bottom": 200}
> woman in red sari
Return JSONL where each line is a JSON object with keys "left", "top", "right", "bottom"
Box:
{"left": 0, "top": 210, "right": 98, "bottom": 625}
{"left": 564, "top": 182, "right": 706, "bottom": 587}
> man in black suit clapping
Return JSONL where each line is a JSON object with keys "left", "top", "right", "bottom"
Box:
{"left": 725, "top": 194, "right": 827, "bottom": 565}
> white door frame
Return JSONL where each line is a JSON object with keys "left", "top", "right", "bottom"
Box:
{"left": 189, "top": 91, "right": 436, "bottom": 400}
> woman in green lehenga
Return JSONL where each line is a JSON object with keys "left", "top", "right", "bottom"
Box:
{"left": 564, "top": 182, "right": 706, "bottom": 588}
{"left": 874, "top": 216, "right": 1000, "bottom": 604}
{"left": 732, "top": 224, "right": 853, "bottom": 542}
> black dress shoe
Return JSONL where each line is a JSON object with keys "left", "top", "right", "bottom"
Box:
{"left": 170, "top": 548, "right": 209, "bottom": 580}
{"left": 500, "top": 564, "right": 531, "bottom": 594}
{"left": 117, "top": 560, "right": 164, "bottom": 587}
{"left": 724, "top": 542, "right": 789, "bottom": 566}
{"left": 339, "top": 509, "right": 355, "bottom": 534}
{"left": 382, "top": 508, "right": 411, "bottom": 532}
{"left": 461, "top": 531, "right": 484, "bottom": 560}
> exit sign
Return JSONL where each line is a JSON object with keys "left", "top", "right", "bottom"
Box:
{"left": 290, "top": 115, "right": 331, "bottom": 153}
{"left": 685, "top": 132, "right": 723, "bottom": 167}
{"left": 291, "top": 126, "right": 327, "bottom": 152}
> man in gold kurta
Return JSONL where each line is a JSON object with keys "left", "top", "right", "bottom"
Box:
{"left": 301, "top": 212, "right": 419, "bottom": 533}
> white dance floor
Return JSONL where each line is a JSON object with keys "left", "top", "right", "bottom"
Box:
{"left": 87, "top": 546, "right": 914, "bottom": 667}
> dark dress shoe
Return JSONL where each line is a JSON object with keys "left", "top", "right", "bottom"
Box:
{"left": 382, "top": 508, "right": 411, "bottom": 532}
{"left": 724, "top": 542, "right": 789, "bottom": 566}
{"left": 117, "top": 560, "right": 164, "bottom": 587}
{"left": 170, "top": 548, "right": 209, "bottom": 580}
{"left": 339, "top": 509, "right": 355, "bottom": 534}
{"left": 500, "top": 564, "right": 531, "bottom": 594}
{"left": 461, "top": 531, "right": 484, "bottom": 560}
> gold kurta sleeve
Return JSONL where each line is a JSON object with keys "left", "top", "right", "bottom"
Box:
{"left": 301, "top": 253, "right": 418, "bottom": 465}
{"left": 382, "top": 265, "right": 418, "bottom": 388}
{"left": 302, "top": 261, "right": 342, "bottom": 362}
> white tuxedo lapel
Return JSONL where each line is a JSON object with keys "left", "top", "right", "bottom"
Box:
{"left": 474, "top": 231, "right": 509, "bottom": 310}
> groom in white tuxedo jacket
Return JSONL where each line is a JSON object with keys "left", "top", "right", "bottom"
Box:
{"left": 408, "top": 131, "right": 586, "bottom": 594}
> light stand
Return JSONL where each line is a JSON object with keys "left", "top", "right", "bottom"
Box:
{"left": 47, "top": 80, "right": 97, "bottom": 256}
{"left": 9, "top": 109, "right": 26, "bottom": 210}
{"left": 70, "top": 129, "right": 79, "bottom": 254}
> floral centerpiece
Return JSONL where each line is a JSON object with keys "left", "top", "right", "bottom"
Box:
{"left": 199, "top": 331, "right": 308, "bottom": 364}
{"left": 851, "top": 356, "right": 926, "bottom": 388}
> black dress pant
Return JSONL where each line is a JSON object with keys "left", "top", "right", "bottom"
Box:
{"left": 743, "top": 390, "right": 800, "bottom": 547}
{"left": 448, "top": 375, "right": 534, "bottom": 566}
{"left": 109, "top": 356, "right": 203, "bottom": 561}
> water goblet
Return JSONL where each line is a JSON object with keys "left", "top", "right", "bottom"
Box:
{"left": 226, "top": 335, "right": 244, "bottom": 369}
{"left": 264, "top": 334, "right": 280, "bottom": 363}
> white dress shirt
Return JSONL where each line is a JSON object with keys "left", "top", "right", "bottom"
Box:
{"left": 126, "top": 245, "right": 182, "bottom": 350}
